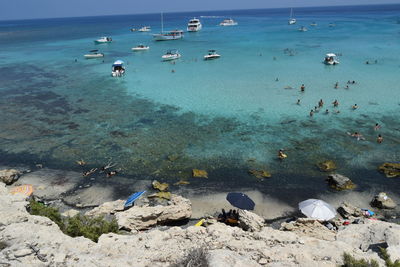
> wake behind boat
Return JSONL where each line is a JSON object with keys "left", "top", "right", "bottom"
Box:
{"left": 153, "top": 13, "right": 184, "bottom": 41}
{"left": 84, "top": 49, "right": 104, "bottom": 59}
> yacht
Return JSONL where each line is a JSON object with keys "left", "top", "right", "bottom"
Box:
{"left": 84, "top": 49, "right": 104, "bottom": 59}
{"left": 162, "top": 49, "right": 181, "bottom": 61}
{"left": 219, "top": 19, "right": 238, "bottom": 26}
{"left": 204, "top": 50, "right": 221, "bottom": 60}
{"left": 138, "top": 26, "right": 151, "bottom": 32}
{"left": 94, "top": 36, "right": 112, "bottom": 44}
{"left": 111, "top": 60, "right": 125, "bottom": 77}
{"left": 298, "top": 26, "right": 307, "bottom": 32}
{"left": 324, "top": 53, "right": 339, "bottom": 65}
{"left": 153, "top": 13, "right": 184, "bottom": 41}
{"left": 187, "top": 18, "right": 202, "bottom": 32}
{"left": 288, "top": 8, "right": 296, "bottom": 25}
{"left": 132, "top": 44, "right": 150, "bottom": 51}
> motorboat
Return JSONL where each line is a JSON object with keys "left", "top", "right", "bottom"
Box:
{"left": 324, "top": 53, "right": 339, "bottom": 65}
{"left": 162, "top": 49, "right": 181, "bottom": 61}
{"left": 187, "top": 18, "right": 202, "bottom": 32}
{"left": 204, "top": 50, "right": 220, "bottom": 60}
{"left": 84, "top": 49, "right": 104, "bottom": 59}
{"left": 94, "top": 36, "right": 112, "bottom": 44}
{"left": 153, "top": 13, "right": 184, "bottom": 41}
{"left": 130, "top": 28, "right": 137, "bottom": 32}
{"left": 132, "top": 44, "right": 150, "bottom": 51}
{"left": 298, "top": 26, "right": 307, "bottom": 32}
{"left": 111, "top": 60, "right": 125, "bottom": 77}
{"left": 329, "top": 23, "right": 336, "bottom": 27}
{"left": 310, "top": 22, "right": 317, "bottom": 26}
{"left": 288, "top": 8, "right": 296, "bottom": 25}
{"left": 138, "top": 26, "right": 151, "bottom": 32}
{"left": 219, "top": 19, "right": 238, "bottom": 26}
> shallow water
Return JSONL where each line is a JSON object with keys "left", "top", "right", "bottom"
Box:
{"left": 0, "top": 5, "right": 399, "bottom": 204}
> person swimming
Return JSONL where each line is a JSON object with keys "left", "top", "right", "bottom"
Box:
{"left": 374, "top": 123, "right": 381, "bottom": 130}
{"left": 300, "top": 84, "right": 305, "bottom": 92}
{"left": 333, "top": 100, "right": 339, "bottom": 107}
{"left": 352, "top": 104, "right": 358, "bottom": 110}
{"left": 297, "top": 99, "right": 301, "bottom": 105}
{"left": 345, "top": 85, "right": 349, "bottom": 89}
{"left": 318, "top": 99, "right": 324, "bottom": 108}
{"left": 334, "top": 82, "right": 339, "bottom": 89}
{"left": 377, "top": 134, "right": 383, "bottom": 144}
{"left": 325, "top": 109, "right": 329, "bottom": 114}
{"left": 278, "top": 149, "right": 287, "bottom": 160}
{"left": 350, "top": 132, "right": 365, "bottom": 141}
{"left": 310, "top": 110, "right": 314, "bottom": 117}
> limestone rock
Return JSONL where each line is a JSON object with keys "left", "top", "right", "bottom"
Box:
{"left": 192, "top": 169, "right": 208, "bottom": 178}
{"left": 337, "top": 202, "right": 364, "bottom": 219}
{"left": 0, "top": 169, "right": 21, "bottom": 185}
{"left": 248, "top": 170, "right": 271, "bottom": 179}
{"left": 61, "top": 209, "right": 80, "bottom": 218}
{"left": 327, "top": 173, "right": 356, "bottom": 190}
{"left": 280, "top": 218, "right": 336, "bottom": 241}
{"left": 378, "top": 163, "right": 400, "bottom": 178}
{"left": 116, "top": 194, "right": 192, "bottom": 231}
{"left": 238, "top": 210, "right": 265, "bottom": 232}
{"left": 62, "top": 184, "right": 116, "bottom": 208}
{"left": 85, "top": 200, "right": 125, "bottom": 217}
{"left": 371, "top": 192, "right": 397, "bottom": 209}
{"left": 148, "top": 191, "right": 172, "bottom": 200}
{"left": 317, "top": 160, "right": 337, "bottom": 172}
{"left": 152, "top": 180, "right": 169, "bottom": 191}
{"left": 207, "top": 249, "right": 260, "bottom": 267}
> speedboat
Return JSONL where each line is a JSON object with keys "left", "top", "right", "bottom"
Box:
{"left": 204, "top": 50, "right": 220, "bottom": 60}
{"left": 298, "top": 26, "right": 307, "bottom": 32}
{"left": 324, "top": 53, "right": 339, "bottom": 65}
{"left": 162, "top": 49, "right": 181, "bottom": 61}
{"left": 138, "top": 26, "right": 151, "bottom": 32}
{"left": 132, "top": 44, "right": 150, "bottom": 51}
{"left": 187, "top": 18, "right": 202, "bottom": 32}
{"left": 153, "top": 13, "right": 184, "bottom": 41}
{"left": 288, "top": 8, "right": 296, "bottom": 25}
{"left": 219, "top": 19, "right": 238, "bottom": 26}
{"left": 84, "top": 49, "right": 104, "bottom": 59}
{"left": 94, "top": 36, "right": 112, "bottom": 44}
{"left": 111, "top": 60, "right": 125, "bottom": 77}
{"left": 310, "top": 22, "right": 317, "bottom": 26}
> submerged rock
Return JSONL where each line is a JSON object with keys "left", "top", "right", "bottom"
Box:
{"left": 116, "top": 194, "right": 192, "bottom": 231}
{"left": 238, "top": 210, "right": 265, "bottom": 232}
{"left": 148, "top": 191, "right": 172, "bottom": 200}
{"left": 378, "top": 163, "right": 400, "bottom": 178}
{"left": 174, "top": 180, "right": 190, "bottom": 186}
{"left": 248, "top": 170, "right": 271, "bottom": 179}
{"left": 317, "top": 160, "right": 337, "bottom": 172}
{"left": 337, "top": 202, "right": 363, "bottom": 219}
{"left": 327, "top": 173, "right": 356, "bottom": 191}
{"left": 0, "top": 169, "right": 21, "bottom": 185}
{"left": 85, "top": 200, "right": 125, "bottom": 217}
{"left": 371, "top": 192, "right": 397, "bottom": 209}
{"left": 192, "top": 169, "right": 208, "bottom": 178}
{"left": 152, "top": 180, "right": 169, "bottom": 191}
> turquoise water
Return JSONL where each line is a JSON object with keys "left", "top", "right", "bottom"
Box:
{"left": 0, "top": 5, "right": 400, "bottom": 202}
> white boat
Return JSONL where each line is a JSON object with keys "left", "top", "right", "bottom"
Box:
{"left": 219, "top": 19, "right": 238, "bottom": 26}
{"left": 84, "top": 49, "right": 104, "bottom": 59}
{"left": 204, "top": 50, "right": 220, "bottom": 60}
{"left": 162, "top": 49, "right": 181, "bottom": 61}
{"left": 111, "top": 60, "right": 125, "bottom": 77}
{"left": 153, "top": 13, "right": 184, "bottom": 41}
{"left": 310, "top": 22, "right": 317, "bottom": 26}
{"left": 288, "top": 8, "right": 296, "bottom": 25}
{"left": 187, "top": 18, "right": 202, "bottom": 32}
{"left": 324, "top": 53, "right": 339, "bottom": 65}
{"left": 132, "top": 44, "right": 150, "bottom": 51}
{"left": 94, "top": 36, "right": 112, "bottom": 44}
{"left": 138, "top": 26, "right": 151, "bottom": 32}
{"left": 298, "top": 26, "right": 307, "bottom": 32}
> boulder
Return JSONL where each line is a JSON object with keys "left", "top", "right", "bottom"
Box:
{"left": 238, "top": 210, "right": 265, "bottom": 232}
{"left": 327, "top": 173, "right": 356, "bottom": 190}
{"left": 0, "top": 169, "right": 21, "bottom": 185}
{"left": 85, "top": 199, "right": 125, "bottom": 217}
{"left": 192, "top": 169, "right": 208, "bottom": 178}
{"left": 248, "top": 170, "right": 271, "bottom": 179}
{"left": 371, "top": 192, "right": 397, "bottom": 209}
{"left": 378, "top": 163, "right": 400, "bottom": 178}
{"left": 317, "top": 160, "right": 337, "bottom": 172}
{"left": 207, "top": 250, "right": 260, "bottom": 267}
{"left": 337, "top": 202, "right": 363, "bottom": 219}
{"left": 280, "top": 218, "right": 336, "bottom": 241}
{"left": 116, "top": 194, "right": 192, "bottom": 231}
{"left": 152, "top": 180, "right": 169, "bottom": 191}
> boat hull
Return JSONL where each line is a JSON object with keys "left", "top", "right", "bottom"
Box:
{"left": 204, "top": 55, "right": 220, "bottom": 60}
{"left": 84, "top": 54, "right": 104, "bottom": 59}
{"left": 132, "top": 47, "right": 149, "bottom": 51}
{"left": 153, "top": 34, "right": 183, "bottom": 41}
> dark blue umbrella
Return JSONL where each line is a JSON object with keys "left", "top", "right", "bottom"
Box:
{"left": 226, "top": 192, "right": 255, "bottom": 210}
{"left": 124, "top": 191, "right": 146, "bottom": 209}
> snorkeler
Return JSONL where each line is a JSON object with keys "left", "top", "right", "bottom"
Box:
{"left": 377, "top": 134, "right": 383, "bottom": 144}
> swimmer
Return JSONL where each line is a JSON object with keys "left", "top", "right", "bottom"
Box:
{"left": 352, "top": 104, "right": 358, "bottom": 110}
{"left": 325, "top": 109, "right": 329, "bottom": 114}
{"left": 347, "top": 80, "right": 351, "bottom": 84}
{"left": 374, "top": 123, "right": 381, "bottom": 131}
{"left": 377, "top": 134, "right": 383, "bottom": 144}
{"left": 171, "top": 69, "right": 175, "bottom": 73}
{"left": 349, "top": 132, "right": 365, "bottom": 141}
{"left": 345, "top": 85, "right": 349, "bottom": 89}
{"left": 300, "top": 84, "right": 305, "bottom": 92}
{"left": 275, "top": 78, "right": 279, "bottom": 82}
{"left": 314, "top": 106, "right": 318, "bottom": 112}
{"left": 333, "top": 100, "right": 339, "bottom": 107}
{"left": 352, "top": 81, "right": 356, "bottom": 84}
{"left": 318, "top": 99, "right": 324, "bottom": 108}
{"left": 106, "top": 170, "right": 118, "bottom": 178}
{"left": 334, "top": 82, "right": 339, "bottom": 89}
{"left": 278, "top": 149, "right": 287, "bottom": 160}
{"left": 273, "top": 56, "right": 277, "bottom": 60}
{"left": 310, "top": 110, "right": 314, "bottom": 117}
{"left": 366, "top": 61, "right": 369, "bottom": 64}
{"left": 297, "top": 99, "right": 301, "bottom": 105}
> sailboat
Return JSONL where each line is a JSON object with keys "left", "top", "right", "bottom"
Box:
{"left": 153, "top": 13, "right": 184, "bottom": 41}
{"left": 288, "top": 8, "right": 296, "bottom": 25}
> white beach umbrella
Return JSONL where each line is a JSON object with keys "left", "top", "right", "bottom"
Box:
{"left": 298, "top": 199, "right": 337, "bottom": 221}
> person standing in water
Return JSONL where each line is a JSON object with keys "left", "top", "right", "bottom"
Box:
{"left": 352, "top": 104, "right": 358, "bottom": 110}
{"left": 377, "top": 134, "right": 383, "bottom": 143}
{"left": 374, "top": 123, "right": 381, "bottom": 131}
{"left": 297, "top": 99, "right": 301, "bottom": 105}
{"left": 318, "top": 99, "right": 324, "bottom": 108}
{"left": 333, "top": 100, "right": 339, "bottom": 107}
{"left": 300, "top": 84, "right": 305, "bottom": 92}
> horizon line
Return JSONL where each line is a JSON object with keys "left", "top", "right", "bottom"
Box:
{"left": 1, "top": 2, "right": 399, "bottom": 22}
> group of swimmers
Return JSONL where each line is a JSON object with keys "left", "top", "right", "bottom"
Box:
{"left": 349, "top": 123, "right": 383, "bottom": 143}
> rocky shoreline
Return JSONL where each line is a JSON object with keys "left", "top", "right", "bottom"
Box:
{"left": 1, "top": 166, "right": 400, "bottom": 266}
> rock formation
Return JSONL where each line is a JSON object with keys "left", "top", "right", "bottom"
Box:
{"left": 0, "top": 169, "right": 21, "bottom": 185}
{"left": 327, "top": 173, "right": 356, "bottom": 190}
{"left": 371, "top": 192, "right": 397, "bottom": 209}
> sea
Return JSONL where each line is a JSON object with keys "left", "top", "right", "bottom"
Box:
{"left": 0, "top": 4, "right": 399, "bottom": 208}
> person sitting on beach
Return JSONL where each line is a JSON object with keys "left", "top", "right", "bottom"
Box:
{"left": 352, "top": 104, "right": 358, "bottom": 110}
{"left": 217, "top": 209, "right": 228, "bottom": 222}
{"left": 300, "top": 84, "right": 305, "bottom": 92}
{"left": 377, "top": 134, "right": 383, "bottom": 144}
{"left": 310, "top": 110, "right": 314, "bottom": 117}
{"left": 374, "top": 123, "right": 381, "bottom": 131}
{"left": 333, "top": 100, "right": 339, "bottom": 107}
{"left": 318, "top": 99, "right": 324, "bottom": 108}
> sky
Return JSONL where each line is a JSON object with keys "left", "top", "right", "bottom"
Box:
{"left": 1, "top": 0, "right": 400, "bottom": 20}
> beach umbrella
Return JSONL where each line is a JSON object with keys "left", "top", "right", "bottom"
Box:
{"left": 298, "top": 199, "right": 337, "bottom": 221}
{"left": 226, "top": 192, "right": 255, "bottom": 210}
{"left": 124, "top": 191, "right": 146, "bottom": 209}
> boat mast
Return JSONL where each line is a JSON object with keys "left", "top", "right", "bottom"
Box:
{"left": 290, "top": 8, "right": 293, "bottom": 19}
{"left": 161, "top": 12, "right": 164, "bottom": 33}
